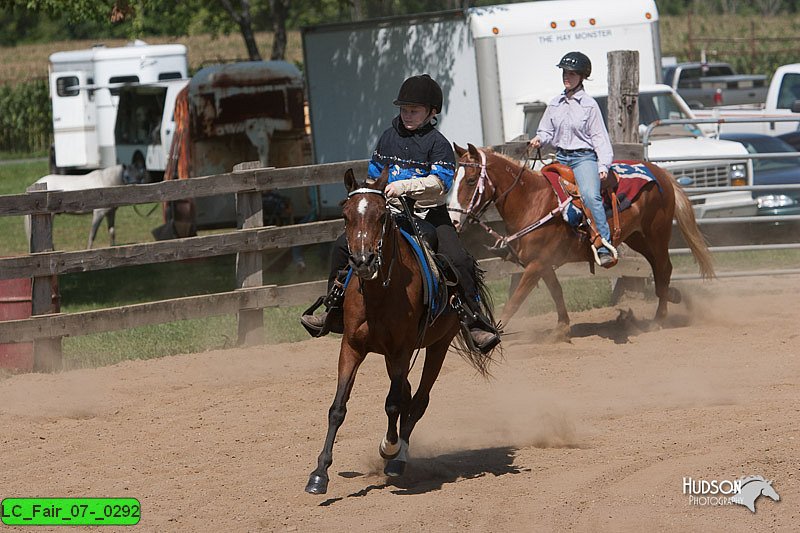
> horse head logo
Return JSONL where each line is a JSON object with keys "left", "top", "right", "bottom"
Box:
{"left": 731, "top": 476, "right": 780, "bottom": 513}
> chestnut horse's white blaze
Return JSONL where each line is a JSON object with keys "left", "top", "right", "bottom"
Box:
{"left": 448, "top": 165, "right": 467, "bottom": 227}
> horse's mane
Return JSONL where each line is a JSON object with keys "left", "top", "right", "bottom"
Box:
{"left": 485, "top": 148, "right": 541, "bottom": 179}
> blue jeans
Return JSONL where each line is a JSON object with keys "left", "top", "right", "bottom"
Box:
{"left": 557, "top": 149, "right": 611, "bottom": 253}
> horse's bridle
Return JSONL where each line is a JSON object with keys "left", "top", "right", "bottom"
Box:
{"left": 453, "top": 147, "right": 568, "bottom": 265}
{"left": 456, "top": 148, "right": 531, "bottom": 230}
{"left": 345, "top": 187, "right": 397, "bottom": 287}
{"left": 458, "top": 149, "right": 496, "bottom": 225}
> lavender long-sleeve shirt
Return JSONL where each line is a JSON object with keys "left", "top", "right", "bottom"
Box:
{"left": 535, "top": 88, "right": 614, "bottom": 173}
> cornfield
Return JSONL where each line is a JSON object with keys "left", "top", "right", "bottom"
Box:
{"left": 0, "top": 79, "right": 50, "bottom": 154}
{"left": 2, "top": 15, "right": 799, "bottom": 154}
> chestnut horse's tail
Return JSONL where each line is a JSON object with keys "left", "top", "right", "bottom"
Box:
{"left": 673, "top": 184, "right": 716, "bottom": 279}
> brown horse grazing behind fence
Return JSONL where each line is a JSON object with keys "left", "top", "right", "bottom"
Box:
{"left": 305, "top": 167, "right": 496, "bottom": 495}
{"left": 449, "top": 144, "right": 715, "bottom": 336}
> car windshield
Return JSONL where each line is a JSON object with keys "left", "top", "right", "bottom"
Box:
{"left": 595, "top": 91, "right": 700, "bottom": 138}
{"left": 726, "top": 136, "right": 800, "bottom": 172}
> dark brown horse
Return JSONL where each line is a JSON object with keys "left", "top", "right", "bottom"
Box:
{"left": 449, "top": 144, "right": 715, "bottom": 335}
{"left": 305, "top": 167, "right": 495, "bottom": 495}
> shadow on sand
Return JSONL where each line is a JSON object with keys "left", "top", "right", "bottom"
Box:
{"left": 318, "top": 446, "right": 527, "bottom": 506}
{"left": 504, "top": 305, "right": 695, "bottom": 347}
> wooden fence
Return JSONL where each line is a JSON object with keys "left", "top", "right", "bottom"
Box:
{"left": 0, "top": 153, "right": 650, "bottom": 372}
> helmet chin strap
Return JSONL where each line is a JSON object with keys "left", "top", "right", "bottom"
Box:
{"left": 565, "top": 81, "right": 584, "bottom": 98}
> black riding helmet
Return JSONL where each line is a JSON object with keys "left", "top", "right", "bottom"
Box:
{"left": 557, "top": 51, "right": 592, "bottom": 78}
{"left": 393, "top": 74, "right": 444, "bottom": 113}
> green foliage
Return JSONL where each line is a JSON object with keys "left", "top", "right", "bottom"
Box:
{"left": 0, "top": 79, "right": 51, "bottom": 154}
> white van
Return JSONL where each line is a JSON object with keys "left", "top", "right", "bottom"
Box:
{"left": 49, "top": 40, "right": 188, "bottom": 173}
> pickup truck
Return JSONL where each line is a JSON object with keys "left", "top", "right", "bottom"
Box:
{"left": 693, "top": 63, "right": 800, "bottom": 136}
{"left": 662, "top": 62, "right": 768, "bottom": 109}
{"left": 592, "top": 85, "right": 758, "bottom": 218}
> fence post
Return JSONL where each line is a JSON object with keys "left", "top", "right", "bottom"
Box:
{"left": 29, "top": 183, "right": 62, "bottom": 372}
{"left": 607, "top": 50, "right": 640, "bottom": 144}
{"left": 608, "top": 50, "right": 646, "bottom": 301}
{"left": 236, "top": 189, "right": 264, "bottom": 346}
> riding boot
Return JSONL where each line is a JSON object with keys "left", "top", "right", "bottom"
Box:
{"left": 456, "top": 295, "right": 501, "bottom": 355}
{"left": 300, "top": 271, "right": 347, "bottom": 337}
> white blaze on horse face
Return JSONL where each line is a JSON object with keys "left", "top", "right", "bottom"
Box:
{"left": 449, "top": 166, "right": 467, "bottom": 227}
{"left": 351, "top": 198, "right": 371, "bottom": 255}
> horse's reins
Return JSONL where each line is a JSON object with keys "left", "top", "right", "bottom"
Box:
{"left": 453, "top": 147, "right": 569, "bottom": 264}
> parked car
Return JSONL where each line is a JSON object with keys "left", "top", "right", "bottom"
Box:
{"left": 777, "top": 130, "right": 800, "bottom": 151}
{"left": 720, "top": 132, "right": 800, "bottom": 216}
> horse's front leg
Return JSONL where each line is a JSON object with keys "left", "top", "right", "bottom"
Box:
{"left": 385, "top": 336, "right": 450, "bottom": 477}
{"left": 305, "top": 341, "right": 365, "bottom": 495}
{"left": 380, "top": 357, "right": 411, "bottom": 461}
{"left": 88, "top": 208, "right": 114, "bottom": 249}
{"left": 500, "top": 261, "right": 543, "bottom": 326}
{"left": 540, "top": 266, "right": 570, "bottom": 339}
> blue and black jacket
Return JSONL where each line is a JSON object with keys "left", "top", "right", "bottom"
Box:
{"left": 368, "top": 116, "right": 456, "bottom": 201}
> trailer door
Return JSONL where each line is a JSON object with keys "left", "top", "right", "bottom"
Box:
{"left": 50, "top": 71, "right": 98, "bottom": 168}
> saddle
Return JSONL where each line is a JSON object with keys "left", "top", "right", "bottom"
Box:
{"left": 541, "top": 162, "right": 622, "bottom": 260}
{"left": 393, "top": 214, "right": 458, "bottom": 323}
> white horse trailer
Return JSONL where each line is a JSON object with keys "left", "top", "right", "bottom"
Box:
{"left": 48, "top": 40, "right": 188, "bottom": 173}
{"left": 302, "top": 0, "right": 662, "bottom": 217}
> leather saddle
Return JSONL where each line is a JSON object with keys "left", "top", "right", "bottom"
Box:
{"left": 541, "top": 162, "right": 622, "bottom": 248}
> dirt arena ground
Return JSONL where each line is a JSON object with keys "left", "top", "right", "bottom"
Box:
{"left": 1, "top": 274, "right": 798, "bottom": 532}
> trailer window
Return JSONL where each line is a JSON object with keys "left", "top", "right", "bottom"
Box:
{"left": 56, "top": 76, "right": 80, "bottom": 97}
{"left": 109, "top": 75, "right": 140, "bottom": 96}
{"left": 158, "top": 72, "right": 182, "bottom": 80}
{"left": 115, "top": 88, "right": 167, "bottom": 145}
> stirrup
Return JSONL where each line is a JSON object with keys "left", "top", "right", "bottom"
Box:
{"left": 470, "top": 328, "right": 501, "bottom": 355}
{"left": 454, "top": 295, "right": 501, "bottom": 354}
{"left": 591, "top": 238, "right": 618, "bottom": 268}
{"left": 300, "top": 296, "right": 329, "bottom": 337}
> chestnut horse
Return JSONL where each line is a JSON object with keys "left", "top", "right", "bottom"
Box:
{"left": 449, "top": 144, "right": 715, "bottom": 335}
{"left": 305, "top": 168, "right": 495, "bottom": 495}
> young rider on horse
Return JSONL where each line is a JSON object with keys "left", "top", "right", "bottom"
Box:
{"left": 529, "top": 51, "right": 616, "bottom": 267}
{"left": 300, "top": 74, "right": 501, "bottom": 354}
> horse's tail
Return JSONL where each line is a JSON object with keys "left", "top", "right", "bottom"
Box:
{"left": 451, "top": 259, "right": 499, "bottom": 378}
{"left": 673, "top": 183, "right": 716, "bottom": 279}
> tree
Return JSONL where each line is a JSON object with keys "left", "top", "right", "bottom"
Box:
{"left": 218, "top": 0, "right": 262, "bottom": 61}
{"left": 269, "top": 0, "right": 288, "bottom": 60}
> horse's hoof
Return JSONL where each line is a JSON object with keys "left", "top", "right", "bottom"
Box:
{"left": 305, "top": 474, "right": 328, "bottom": 494}
{"left": 552, "top": 323, "right": 571, "bottom": 343}
{"left": 384, "top": 459, "right": 406, "bottom": 477}
{"left": 379, "top": 437, "right": 401, "bottom": 460}
{"left": 668, "top": 287, "right": 682, "bottom": 304}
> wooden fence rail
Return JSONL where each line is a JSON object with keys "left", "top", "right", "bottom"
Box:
{"left": 0, "top": 151, "right": 651, "bottom": 371}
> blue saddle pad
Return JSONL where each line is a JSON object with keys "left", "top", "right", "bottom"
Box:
{"left": 399, "top": 228, "right": 446, "bottom": 318}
